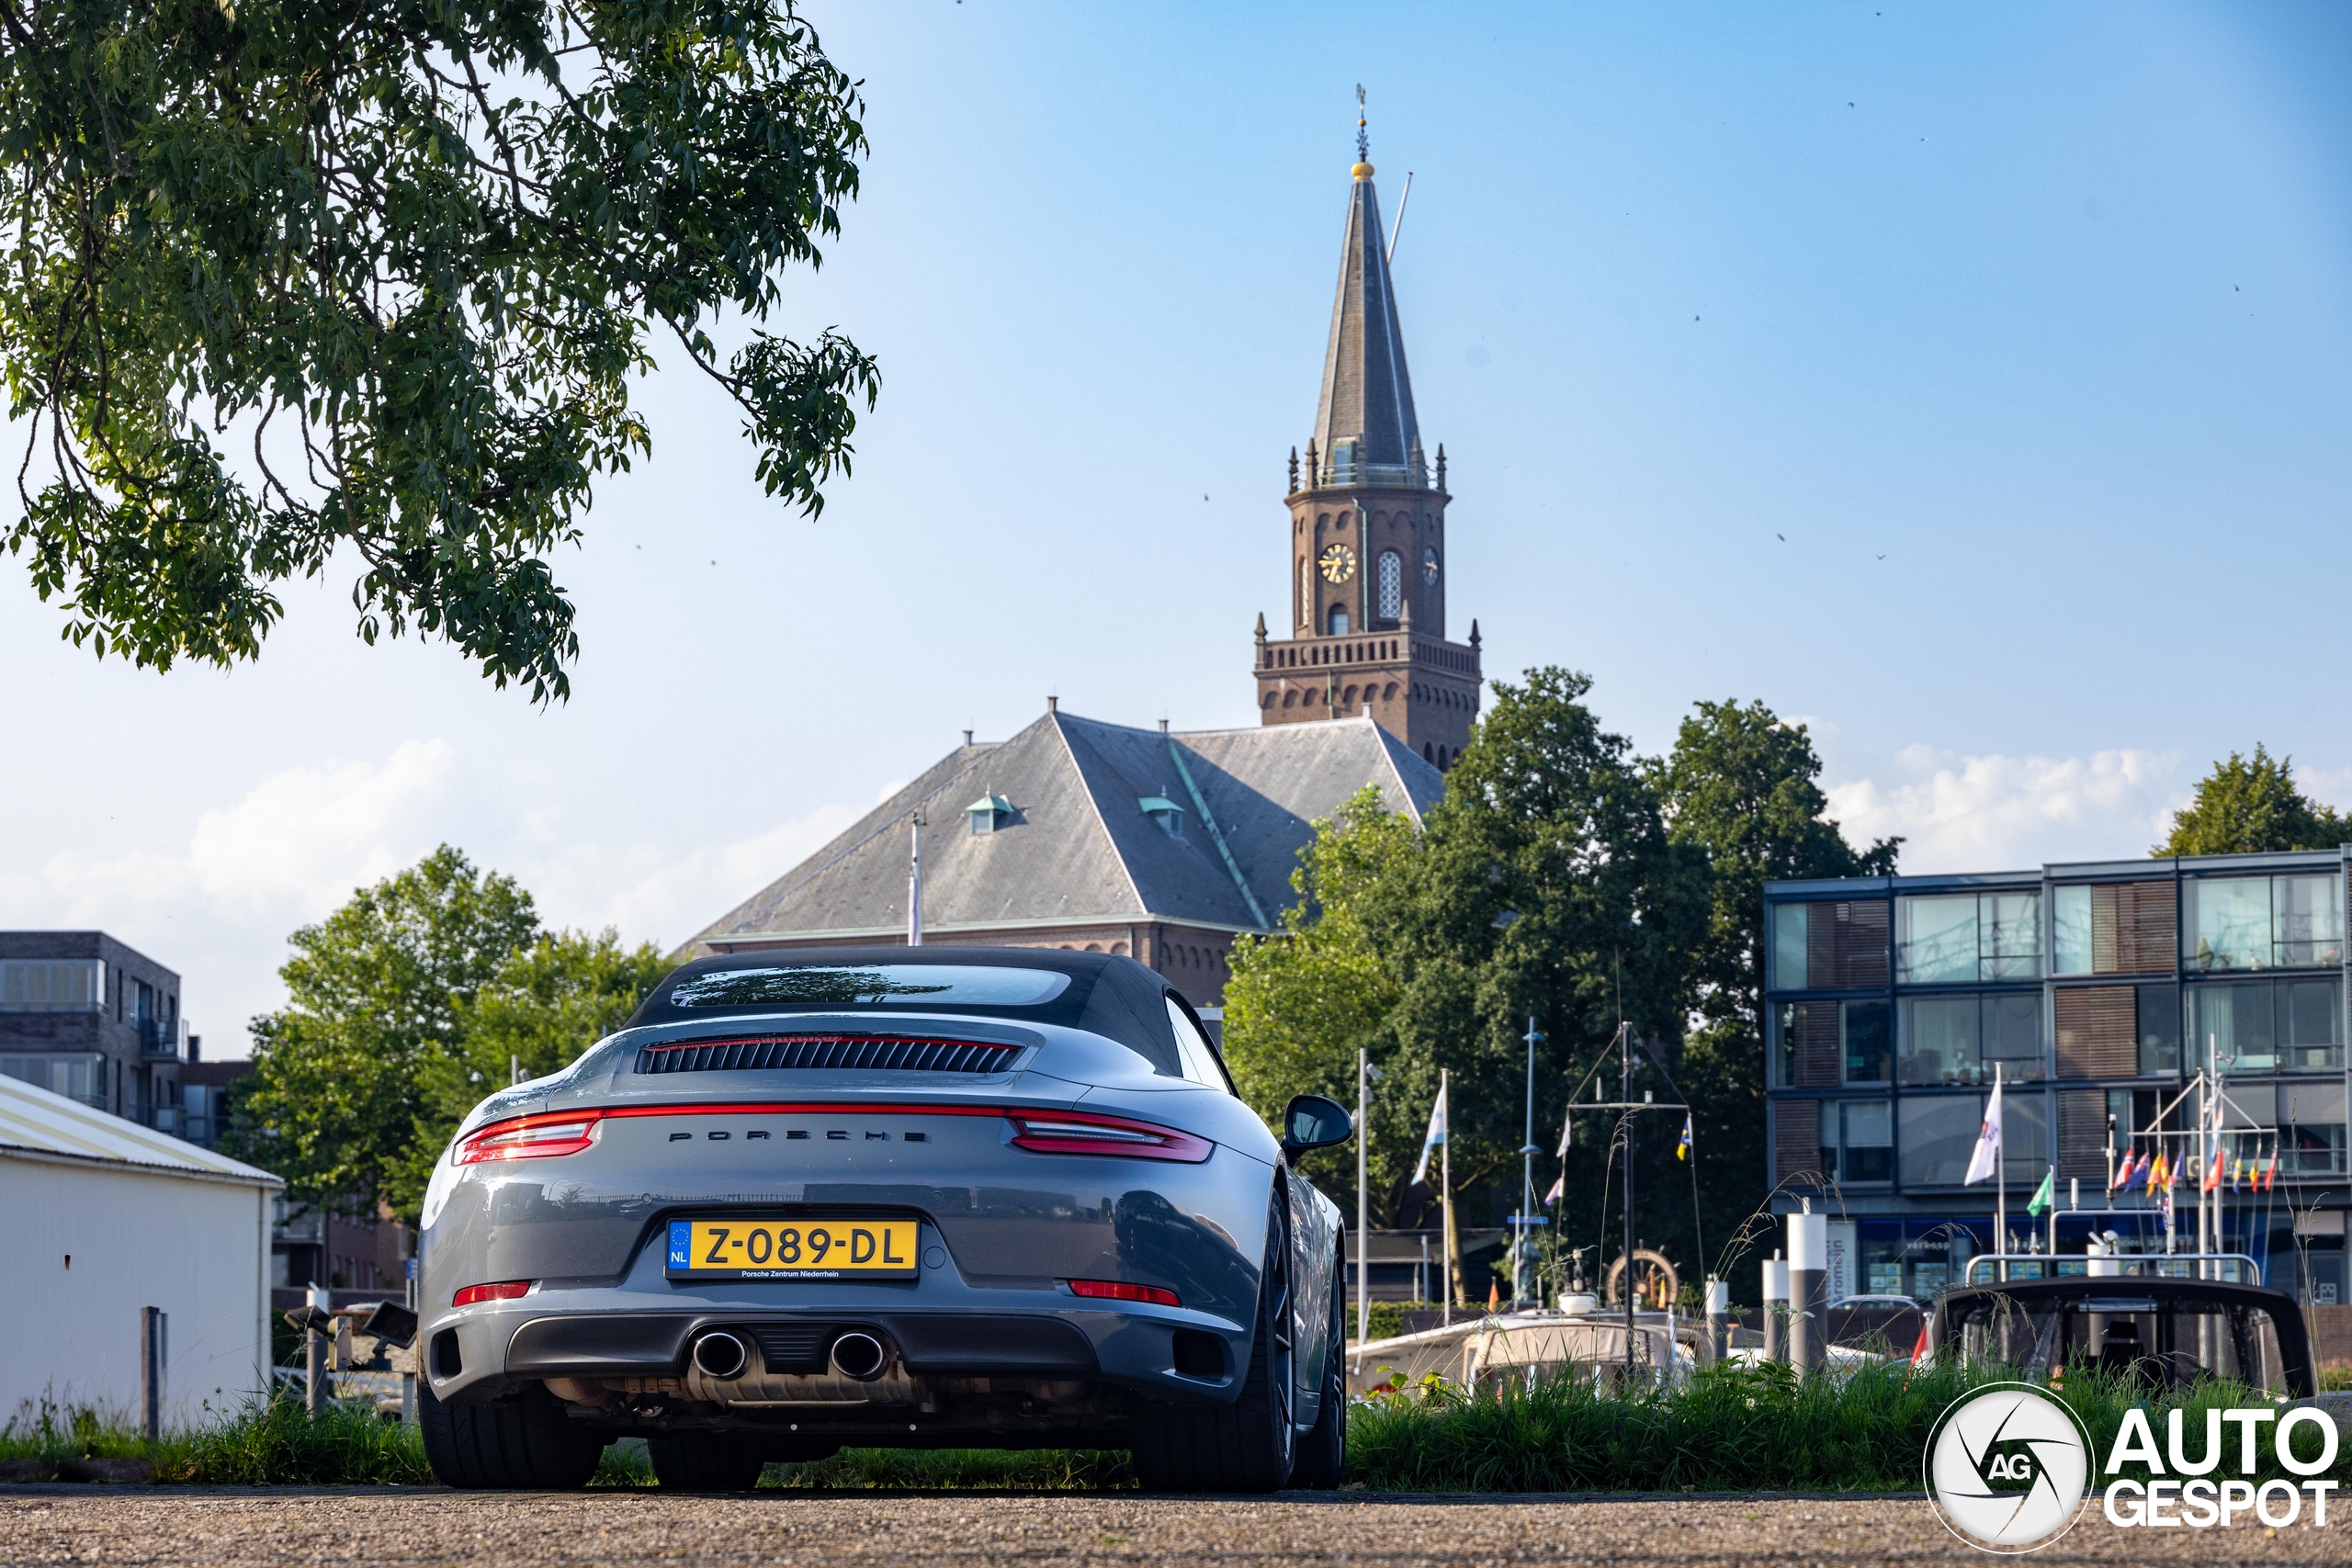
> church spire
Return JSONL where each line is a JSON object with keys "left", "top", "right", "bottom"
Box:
{"left": 1312, "top": 92, "right": 1422, "bottom": 488}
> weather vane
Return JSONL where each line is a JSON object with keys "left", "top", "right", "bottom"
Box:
{"left": 1355, "top": 84, "right": 1368, "bottom": 163}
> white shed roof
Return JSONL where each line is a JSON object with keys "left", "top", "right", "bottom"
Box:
{"left": 0, "top": 1075, "right": 281, "bottom": 1188}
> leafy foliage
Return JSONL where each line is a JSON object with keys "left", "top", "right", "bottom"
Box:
{"left": 393, "top": 925, "right": 673, "bottom": 1210}
{"left": 1656, "top": 700, "right": 1898, "bottom": 1281}
{"left": 224, "top": 845, "right": 670, "bottom": 1217}
{"left": 0, "top": 0, "right": 878, "bottom": 698}
{"left": 1221, "top": 673, "right": 1894, "bottom": 1304}
{"left": 224, "top": 845, "right": 537, "bottom": 1213}
{"left": 2154, "top": 745, "right": 2349, "bottom": 855}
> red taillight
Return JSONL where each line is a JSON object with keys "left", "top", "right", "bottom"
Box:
{"left": 454, "top": 1112, "right": 603, "bottom": 1165}
{"left": 453, "top": 1280, "right": 532, "bottom": 1306}
{"left": 1005, "top": 1110, "right": 1213, "bottom": 1163}
{"left": 1067, "top": 1279, "right": 1182, "bottom": 1307}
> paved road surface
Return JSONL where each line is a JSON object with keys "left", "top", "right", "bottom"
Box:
{"left": 0, "top": 1488, "right": 2339, "bottom": 1565}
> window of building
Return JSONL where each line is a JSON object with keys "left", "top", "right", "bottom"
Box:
{"left": 1843, "top": 1001, "right": 1891, "bottom": 1083}
{"left": 1819, "top": 1099, "right": 1893, "bottom": 1184}
{"left": 1898, "top": 993, "right": 2045, "bottom": 1085}
{"left": 1895, "top": 892, "right": 2041, "bottom": 984}
{"left": 1769, "top": 899, "right": 1891, "bottom": 990}
{"left": 1775, "top": 999, "right": 1891, "bottom": 1086}
{"left": 1897, "top": 1089, "right": 2050, "bottom": 1187}
{"left": 1376, "top": 550, "right": 1402, "bottom": 619}
{"left": 2191, "top": 977, "right": 2343, "bottom": 1074}
{"left": 2186, "top": 873, "right": 2345, "bottom": 971}
{"left": 2137, "top": 983, "right": 2181, "bottom": 1074}
{"left": 0, "top": 1054, "right": 105, "bottom": 1105}
{"left": 1327, "top": 605, "right": 1350, "bottom": 636}
{"left": 2052, "top": 885, "right": 2091, "bottom": 975}
{"left": 0, "top": 961, "right": 106, "bottom": 1012}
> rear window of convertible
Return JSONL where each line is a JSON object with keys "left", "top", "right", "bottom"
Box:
{"left": 666, "top": 964, "right": 1073, "bottom": 1010}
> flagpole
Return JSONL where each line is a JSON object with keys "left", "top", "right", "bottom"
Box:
{"left": 1995, "top": 1064, "right": 2007, "bottom": 1284}
{"left": 906, "top": 812, "right": 924, "bottom": 946}
{"left": 1356, "top": 1048, "right": 1370, "bottom": 1346}
{"left": 1440, "top": 1069, "right": 1454, "bottom": 1327}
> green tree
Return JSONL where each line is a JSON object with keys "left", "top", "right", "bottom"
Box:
{"left": 1656, "top": 699, "right": 1899, "bottom": 1283}
{"left": 1389, "top": 668, "right": 1711, "bottom": 1303}
{"left": 1, "top": 0, "right": 878, "bottom": 700}
{"left": 392, "top": 928, "right": 673, "bottom": 1212}
{"left": 2154, "top": 746, "right": 2349, "bottom": 855}
{"left": 225, "top": 846, "right": 538, "bottom": 1213}
{"left": 1222, "top": 787, "right": 1416, "bottom": 1208}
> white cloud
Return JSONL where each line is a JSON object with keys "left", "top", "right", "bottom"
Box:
{"left": 1826, "top": 745, "right": 2189, "bottom": 873}
{"left": 0, "top": 740, "right": 873, "bottom": 1057}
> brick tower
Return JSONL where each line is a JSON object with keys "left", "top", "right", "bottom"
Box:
{"left": 1251, "top": 141, "right": 1482, "bottom": 769}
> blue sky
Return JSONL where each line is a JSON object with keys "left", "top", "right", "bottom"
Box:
{"left": 4, "top": 2, "right": 2347, "bottom": 1045}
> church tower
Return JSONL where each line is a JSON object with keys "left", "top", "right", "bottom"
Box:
{"left": 1252, "top": 126, "right": 1482, "bottom": 769}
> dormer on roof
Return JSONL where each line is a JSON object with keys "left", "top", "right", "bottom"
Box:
{"left": 965, "top": 794, "right": 1015, "bottom": 835}
{"left": 1138, "top": 794, "right": 1186, "bottom": 839}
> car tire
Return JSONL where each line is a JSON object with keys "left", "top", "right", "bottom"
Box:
{"left": 418, "top": 1378, "right": 604, "bottom": 1490}
{"left": 648, "top": 1431, "right": 768, "bottom": 1492}
{"left": 1129, "top": 1191, "right": 1297, "bottom": 1494}
{"left": 1287, "top": 1240, "right": 1347, "bottom": 1489}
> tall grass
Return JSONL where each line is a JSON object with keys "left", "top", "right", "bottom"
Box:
{"left": 1, "top": 1395, "right": 427, "bottom": 1484}
{"left": 1346, "top": 1359, "right": 2352, "bottom": 1494}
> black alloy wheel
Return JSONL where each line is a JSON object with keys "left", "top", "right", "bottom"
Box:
{"left": 1129, "top": 1190, "right": 1297, "bottom": 1492}
{"left": 418, "top": 1379, "right": 604, "bottom": 1490}
{"left": 1288, "top": 1236, "right": 1348, "bottom": 1488}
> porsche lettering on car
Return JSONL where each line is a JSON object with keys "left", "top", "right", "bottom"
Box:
{"left": 414, "top": 947, "right": 1352, "bottom": 1493}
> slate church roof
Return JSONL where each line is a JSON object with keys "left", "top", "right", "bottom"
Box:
{"left": 685, "top": 710, "right": 1443, "bottom": 952}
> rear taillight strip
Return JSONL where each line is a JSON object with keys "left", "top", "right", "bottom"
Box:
{"left": 453, "top": 1102, "right": 1214, "bottom": 1166}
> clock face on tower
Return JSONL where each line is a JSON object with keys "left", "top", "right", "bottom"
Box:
{"left": 1317, "top": 544, "right": 1356, "bottom": 584}
{"left": 1422, "top": 545, "right": 1441, "bottom": 584}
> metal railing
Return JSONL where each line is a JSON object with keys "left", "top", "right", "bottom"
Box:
{"left": 136, "top": 1017, "right": 184, "bottom": 1059}
{"left": 1962, "top": 1252, "right": 2265, "bottom": 1288}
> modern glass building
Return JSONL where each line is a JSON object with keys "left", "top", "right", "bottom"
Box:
{"left": 1764, "top": 850, "right": 2349, "bottom": 1308}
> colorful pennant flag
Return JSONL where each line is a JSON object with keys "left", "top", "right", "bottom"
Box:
{"left": 2027, "top": 1167, "right": 2056, "bottom": 1217}
{"left": 1676, "top": 1115, "right": 1692, "bottom": 1163}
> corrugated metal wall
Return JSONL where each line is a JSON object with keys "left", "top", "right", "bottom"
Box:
{"left": 0, "top": 1156, "right": 267, "bottom": 1425}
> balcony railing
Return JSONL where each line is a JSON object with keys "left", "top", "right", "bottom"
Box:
{"left": 137, "top": 1017, "right": 185, "bottom": 1059}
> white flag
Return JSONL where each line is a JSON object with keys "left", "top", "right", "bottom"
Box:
{"left": 1962, "top": 1077, "right": 2004, "bottom": 1186}
{"left": 1410, "top": 1080, "right": 1448, "bottom": 1186}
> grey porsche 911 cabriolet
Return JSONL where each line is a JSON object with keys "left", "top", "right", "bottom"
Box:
{"left": 414, "top": 946, "right": 1353, "bottom": 1493}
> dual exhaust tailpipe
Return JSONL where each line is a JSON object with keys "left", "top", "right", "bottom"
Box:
{"left": 690, "top": 1328, "right": 889, "bottom": 1383}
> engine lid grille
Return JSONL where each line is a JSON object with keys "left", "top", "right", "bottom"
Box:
{"left": 634, "top": 1033, "right": 1018, "bottom": 1076}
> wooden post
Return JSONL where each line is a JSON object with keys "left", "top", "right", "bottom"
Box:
{"left": 139, "top": 1307, "right": 165, "bottom": 1441}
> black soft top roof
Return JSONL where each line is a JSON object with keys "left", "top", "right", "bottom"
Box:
{"left": 1935, "top": 1274, "right": 2314, "bottom": 1396}
{"left": 629, "top": 945, "right": 1192, "bottom": 1077}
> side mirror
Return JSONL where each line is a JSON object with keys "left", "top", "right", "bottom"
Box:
{"left": 1281, "top": 1094, "right": 1354, "bottom": 1161}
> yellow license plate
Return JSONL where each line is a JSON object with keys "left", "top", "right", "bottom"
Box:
{"left": 665, "top": 1217, "right": 920, "bottom": 1280}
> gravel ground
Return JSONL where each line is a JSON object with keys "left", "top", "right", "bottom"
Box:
{"left": 0, "top": 1487, "right": 2342, "bottom": 1566}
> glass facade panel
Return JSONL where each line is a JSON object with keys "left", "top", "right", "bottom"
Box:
{"left": 1844, "top": 1001, "right": 1891, "bottom": 1083}
{"left": 2136, "top": 983, "right": 2180, "bottom": 1074}
{"left": 1842, "top": 1100, "right": 1893, "bottom": 1183}
{"left": 1898, "top": 994, "right": 2045, "bottom": 1085}
{"left": 1772, "top": 905, "right": 1809, "bottom": 990}
{"left": 2276, "top": 874, "right": 2345, "bottom": 967}
{"left": 2188, "top": 876, "right": 2272, "bottom": 971}
{"left": 0, "top": 961, "right": 105, "bottom": 1012}
{"left": 2052, "top": 885, "right": 2092, "bottom": 976}
{"left": 2194, "top": 978, "right": 2344, "bottom": 1073}
{"left": 1983, "top": 894, "right": 2042, "bottom": 981}
{"left": 1896, "top": 895, "right": 1978, "bottom": 984}
{"left": 1896, "top": 892, "right": 2041, "bottom": 983}
{"left": 1898, "top": 1095, "right": 1983, "bottom": 1187}
{"left": 2195, "top": 981, "right": 2276, "bottom": 1072}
